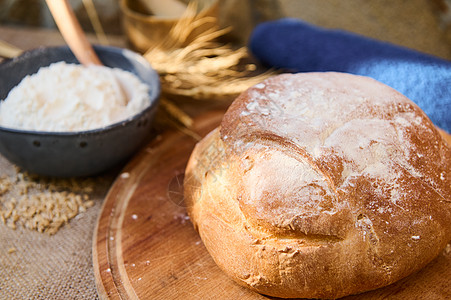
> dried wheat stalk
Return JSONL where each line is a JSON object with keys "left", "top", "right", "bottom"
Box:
{"left": 144, "top": 1, "right": 275, "bottom": 102}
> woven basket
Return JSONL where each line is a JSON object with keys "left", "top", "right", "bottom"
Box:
{"left": 120, "top": 0, "right": 218, "bottom": 52}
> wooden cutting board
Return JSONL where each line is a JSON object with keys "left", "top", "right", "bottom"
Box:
{"left": 93, "top": 110, "right": 451, "bottom": 300}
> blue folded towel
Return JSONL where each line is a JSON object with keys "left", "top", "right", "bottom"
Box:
{"left": 249, "top": 18, "right": 451, "bottom": 133}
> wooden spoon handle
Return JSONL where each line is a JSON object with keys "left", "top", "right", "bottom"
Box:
{"left": 45, "top": 0, "right": 102, "bottom": 66}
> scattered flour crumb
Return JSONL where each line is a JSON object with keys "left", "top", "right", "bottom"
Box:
{"left": 444, "top": 243, "right": 451, "bottom": 255}
{"left": 120, "top": 172, "right": 130, "bottom": 179}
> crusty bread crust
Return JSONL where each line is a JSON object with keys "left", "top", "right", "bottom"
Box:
{"left": 184, "top": 72, "right": 451, "bottom": 299}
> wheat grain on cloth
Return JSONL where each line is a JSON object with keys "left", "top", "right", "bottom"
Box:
{"left": 249, "top": 18, "right": 451, "bottom": 134}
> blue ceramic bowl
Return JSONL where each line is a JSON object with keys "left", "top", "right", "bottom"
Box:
{"left": 0, "top": 45, "right": 160, "bottom": 177}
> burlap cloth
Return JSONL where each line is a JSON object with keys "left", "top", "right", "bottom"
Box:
{"left": 0, "top": 153, "right": 117, "bottom": 299}
{"left": 1, "top": 0, "right": 450, "bottom": 299}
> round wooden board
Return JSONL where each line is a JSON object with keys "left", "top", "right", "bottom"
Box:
{"left": 93, "top": 110, "right": 451, "bottom": 300}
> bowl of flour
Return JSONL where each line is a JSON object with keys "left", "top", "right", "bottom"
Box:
{"left": 0, "top": 45, "right": 160, "bottom": 177}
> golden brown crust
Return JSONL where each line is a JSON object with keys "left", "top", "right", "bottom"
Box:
{"left": 184, "top": 72, "right": 451, "bottom": 299}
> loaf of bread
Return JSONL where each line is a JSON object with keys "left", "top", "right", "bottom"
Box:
{"left": 184, "top": 72, "right": 451, "bottom": 299}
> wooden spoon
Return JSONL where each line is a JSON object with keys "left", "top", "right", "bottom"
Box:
{"left": 45, "top": 0, "right": 128, "bottom": 103}
{"left": 45, "top": 0, "right": 102, "bottom": 66}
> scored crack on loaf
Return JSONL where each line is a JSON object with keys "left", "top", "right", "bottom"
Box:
{"left": 183, "top": 72, "right": 451, "bottom": 299}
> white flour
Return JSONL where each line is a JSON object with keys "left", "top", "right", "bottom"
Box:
{"left": 0, "top": 62, "right": 151, "bottom": 132}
